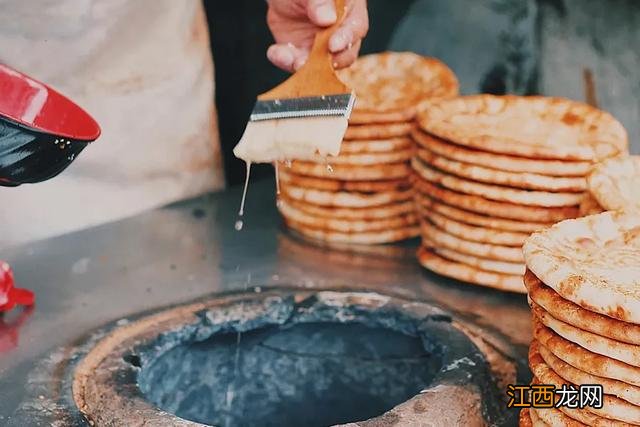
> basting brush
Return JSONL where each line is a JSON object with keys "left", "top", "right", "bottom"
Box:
{"left": 233, "top": 0, "right": 356, "bottom": 165}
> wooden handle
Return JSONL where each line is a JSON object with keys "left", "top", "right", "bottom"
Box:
{"left": 259, "top": 0, "right": 350, "bottom": 100}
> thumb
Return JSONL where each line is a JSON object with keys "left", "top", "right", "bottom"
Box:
{"left": 307, "top": 0, "right": 337, "bottom": 27}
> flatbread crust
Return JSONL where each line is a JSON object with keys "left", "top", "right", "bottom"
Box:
{"left": 280, "top": 184, "right": 414, "bottom": 208}
{"left": 345, "top": 122, "right": 415, "bottom": 140}
{"left": 311, "top": 149, "right": 414, "bottom": 165}
{"left": 416, "top": 247, "right": 526, "bottom": 293}
{"left": 519, "top": 408, "right": 534, "bottom": 427}
{"left": 416, "top": 148, "right": 587, "bottom": 192}
{"left": 588, "top": 155, "right": 640, "bottom": 212}
{"left": 412, "top": 129, "right": 593, "bottom": 177}
{"left": 578, "top": 193, "right": 604, "bottom": 216}
{"left": 529, "top": 407, "right": 583, "bottom": 427}
{"left": 523, "top": 211, "right": 640, "bottom": 324}
{"left": 278, "top": 169, "right": 410, "bottom": 193}
{"left": 417, "top": 194, "right": 552, "bottom": 233}
{"left": 340, "top": 137, "right": 413, "bottom": 154}
{"left": 421, "top": 221, "right": 524, "bottom": 263}
{"left": 533, "top": 318, "right": 640, "bottom": 388}
{"left": 337, "top": 52, "right": 459, "bottom": 121}
{"left": 525, "top": 270, "right": 640, "bottom": 345}
{"left": 424, "top": 238, "right": 525, "bottom": 275}
{"left": 281, "top": 197, "right": 415, "bottom": 220}
{"left": 418, "top": 95, "right": 628, "bottom": 161}
{"left": 289, "top": 161, "right": 411, "bottom": 181}
{"left": 412, "top": 177, "right": 579, "bottom": 223}
{"left": 412, "top": 157, "right": 584, "bottom": 207}
{"left": 285, "top": 219, "right": 420, "bottom": 244}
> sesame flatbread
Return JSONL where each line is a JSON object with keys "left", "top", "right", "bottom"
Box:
{"left": 533, "top": 318, "right": 640, "bottom": 388}
{"left": 289, "top": 161, "right": 411, "bottom": 181}
{"left": 345, "top": 122, "right": 416, "bottom": 140}
{"left": 421, "top": 221, "right": 524, "bottom": 263}
{"left": 416, "top": 148, "right": 587, "bottom": 192}
{"left": 285, "top": 218, "right": 419, "bottom": 244}
{"left": 416, "top": 247, "right": 526, "bottom": 293}
{"left": 416, "top": 194, "right": 552, "bottom": 233}
{"left": 525, "top": 270, "right": 640, "bottom": 345}
{"left": 281, "top": 197, "right": 415, "bottom": 220}
{"left": 281, "top": 185, "right": 414, "bottom": 208}
{"left": 412, "top": 129, "right": 593, "bottom": 177}
{"left": 588, "top": 155, "right": 640, "bottom": 212}
{"left": 418, "top": 95, "right": 628, "bottom": 161}
{"left": 311, "top": 149, "right": 414, "bottom": 165}
{"left": 519, "top": 408, "right": 534, "bottom": 427}
{"left": 424, "top": 238, "right": 525, "bottom": 275}
{"left": 278, "top": 169, "right": 410, "bottom": 193}
{"left": 340, "top": 137, "right": 413, "bottom": 154}
{"left": 412, "top": 157, "right": 584, "bottom": 207}
{"left": 278, "top": 198, "right": 417, "bottom": 233}
{"left": 578, "top": 193, "right": 604, "bottom": 216}
{"left": 337, "top": 52, "right": 459, "bottom": 122}
{"left": 412, "top": 177, "right": 579, "bottom": 223}
{"left": 523, "top": 211, "right": 640, "bottom": 324}
{"left": 529, "top": 407, "right": 582, "bottom": 427}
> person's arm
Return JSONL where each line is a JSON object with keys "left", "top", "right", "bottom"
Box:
{"left": 266, "top": 0, "right": 369, "bottom": 72}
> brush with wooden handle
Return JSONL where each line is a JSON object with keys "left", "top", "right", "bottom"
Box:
{"left": 233, "top": 0, "right": 356, "bottom": 164}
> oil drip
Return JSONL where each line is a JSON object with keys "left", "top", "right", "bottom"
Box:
{"left": 274, "top": 161, "right": 280, "bottom": 195}
{"left": 235, "top": 162, "right": 251, "bottom": 231}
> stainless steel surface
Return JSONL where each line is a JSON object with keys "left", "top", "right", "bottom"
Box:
{"left": 0, "top": 177, "right": 531, "bottom": 424}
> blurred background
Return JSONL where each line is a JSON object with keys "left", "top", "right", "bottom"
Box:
{"left": 205, "top": 0, "right": 639, "bottom": 185}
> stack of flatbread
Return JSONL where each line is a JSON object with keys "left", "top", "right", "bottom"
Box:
{"left": 413, "top": 95, "right": 628, "bottom": 293}
{"left": 277, "top": 52, "right": 458, "bottom": 245}
{"left": 582, "top": 155, "right": 640, "bottom": 215}
{"left": 519, "top": 211, "right": 640, "bottom": 425}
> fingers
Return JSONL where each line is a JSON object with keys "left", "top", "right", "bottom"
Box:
{"left": 267, "top": 43, "right": 309, "bottom": 73}
{"left": 328, "top": 0, "right": 368, "bottom": 67}
{"left": 332, "top": 39, "right": 361, "bottom": 69}
{"left": 306, "top": 0, "right": 337, "bottom": 27}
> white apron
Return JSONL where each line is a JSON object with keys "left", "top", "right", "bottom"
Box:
{"left": 0, "top": 0, "right": 224, "bottom": 248}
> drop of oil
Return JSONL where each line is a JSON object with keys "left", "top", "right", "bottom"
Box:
{"left": 326, "top": 164, "right": 334, "bottom": 173}
{"left": 274, "top": 161, "right": 280, "bottom": 195}
{"left": 234, "top": 220, "right": 244, "bottom": 231}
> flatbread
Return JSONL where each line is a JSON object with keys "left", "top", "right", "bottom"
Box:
{"left": 537, "top": 340, "right": 640, "bottom": 406}
{"left": 281, "top": 197, "right": 415, "bottom": 220}
{"left": 289, "top": 161, "right": 411, "bottom": 181}
{"left": 280, "top": 184, "right": 414, "bottom": 208}
{"left": 523, "top": 211, "right": 640, "bottom": 324}
{"left": 530, "top": 407, "right": 583, "bottom": 427}
{"left": 588, "top": 155, "right": 640, "bottom": 212}
{"left": 416, "top": 148, "right": 587, "bottom": 192}
{"left": 340, "top": 137, "right": 413, "bottom": 154}
{"left": 418, "top": 95, "right": 628, "bottom": 161}
{"left": 533, "top": 318, "right": 640, "bottom": 388}
{"left": 529, "top": 339, "right": 640, "bottom": 424}
{"left": 278, "top": 198, "right": 417, "bottom": 233}
{"left": 424, "top": 238, "right": 525, "bottom": 275}
{"left": 412, "top": 177, "right": 579, "bottom": 223}
{"left": 412, "top": 129, "right": 593, "bottom": 177}
{"left": 337, "top": 52, "right": 459, "bottom": 118}
{"left": 417, "top": 194, "right": 552, "bottom": 233}
{"left": 578, "top": 193, "right": 604, "bottom": 216}
{"left": 528, "top": 407, "right": 550, "bottom": 427}
{"left": 285, "top": 218, "right": 419, "bottom": 244}
{"left": 278, "top": 169, "right": 410, "bottom": 193}
{"left": 525, "top": 270, "right": 640, "bottom": 345}
{"left": 421, "top": 221, "right": 524, "bottom": 263}
{"left": 412, "top": 157, "right": 584, "bottom": 207}
{"left": 532, "top": 303, "right": 640, "bottom": 368}
{"left": 423, "top": 209, "right": 530, "bottom": 246}
{"left": 520, "top": 408, "right": 534, "bottom": 427}
{"left": 349, "top": 109, "right": 416, "bottom": 125}
{"left": 311, "top": 149, "right": 414, "bottom": 165}
{"left": 416, "top": 247, "right": 526, "bottom": 293}
{"left": 344, "top": 122, "right": 415, "bottom": 140}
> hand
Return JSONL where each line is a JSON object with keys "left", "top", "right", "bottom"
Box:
{"left": 266, "top": 0, "right": 369, "bottom": 72}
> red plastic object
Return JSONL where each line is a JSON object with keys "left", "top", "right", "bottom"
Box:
{"left": 0, "top": 262, "right": 34, "bottom": 312}
{"left": 0, "top": 63, "right": 100, "bottom": 141}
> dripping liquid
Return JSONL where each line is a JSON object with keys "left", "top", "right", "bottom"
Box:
{"left": 235, "top": 162, "right": 251, "bottom": 231}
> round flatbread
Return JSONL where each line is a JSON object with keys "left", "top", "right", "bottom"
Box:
{"left": 533, "top": 318, "right": 640, "bottom": 388}
{"left": 278, "top": 198, "right": 417, "bottom": 233}
{"left": 340, "top": 137, "right": 413, "bottom": 154}
{"left": 421, "top": 221, "right": 524, "bottom": 263}
{"left": 281, "top": 197, "right": 415, "bottom": 220}
{"left": 412, "top": 157, "right": 584, "bottom": 207}
{"left": 523, "top": 211, "right": 640, "bottom": 324}
{"left": 424, "top": 239, "right": 525, "bottom": 275}
{"left": 285, "top": 219, "right": 419, "bottom": 244}
{"left": 418, "top": 95, "right": 628, "bottom": 161}
{"left": 537, "top": 341, "right": 640, "bottom": 406}
{"left": 345, "top": 122, "right": 416, "bottom": 140}
{"left": 289, "top": 161, "right": 411, "bottom": 181}
{"left": 588, "top": 155, "right": 640, "bottom": 212}
{"left": 278, "top": 169, "right": 410, "bottom": 193}
{"left": 311, "top": 149, "right": 414, "bottom": 165}
{"left": 529, "top": 339, "right": 640, "bottom": 424}
{"left": 416, "top": 148, "right": 587, "bottom": 192}
{"left": 520, "top": 409, "right": 535, "bottom": 427}
{"left": 423, "top": 209, "right": 530, "bottom": 246}
{"left": 416, "top": 194, "right": 552, "bottom": 233}
{"left": 578, "top": 193, "right": 604, "bottom": 216}
{"left": 411, "top": 129, "right": 593, "bottom": 177}
{"left": 532, "top": 303, "right": 640, "bottom": 368}
{"left": 525, "top": 270, "right": 640, "bottom": 345}
{"left": 530, "top": 407, "right": 583, "bottom": 427}
{"left": 337, "top": 52, "right": 459, "bottom": 122}
{"left": 412, "top": 178, "right": 578, "bottom": 223}
{"left": 417, "top": 247, "right": 526, "bottom": 293}
{"left": 281, "top": 184, "right": 414, "bottom": 208}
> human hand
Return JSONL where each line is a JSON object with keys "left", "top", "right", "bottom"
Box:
{"left": 266, "top": 0, "right": 369, "bottom": 72}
